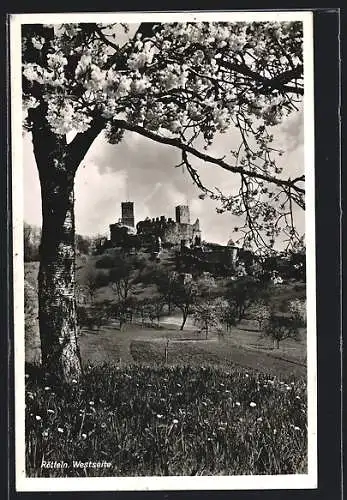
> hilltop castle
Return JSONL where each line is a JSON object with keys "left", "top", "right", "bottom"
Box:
{"left": 109, "top": 202, "right": 202, "bottom": 249}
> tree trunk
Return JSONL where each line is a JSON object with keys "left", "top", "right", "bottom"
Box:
{"left": 30, "top": 105, "right": 104, "bottom": 384}
{"left": 38, "top": 163, "right": 82, "bottom": 383}
{"left": 180, "top": 311, "right": 188, "bottom": 330}
{"left": 273, "top": 338, "right": 280, "bottom": 349}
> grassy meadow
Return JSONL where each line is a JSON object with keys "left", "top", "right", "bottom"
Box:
{"left": 24, "top": 255, "right": 308, "bottom": 477}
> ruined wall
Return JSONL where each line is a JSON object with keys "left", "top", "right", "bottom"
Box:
{"left": 136, "top": 215, "right": 201, "bottom": 247}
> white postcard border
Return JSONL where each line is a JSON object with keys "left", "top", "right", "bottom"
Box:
{"left": 11, "top": 10, "right": 317, "bottom": 492}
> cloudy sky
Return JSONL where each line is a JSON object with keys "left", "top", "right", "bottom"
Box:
{"left": 23, "top": 108, "right": 304, "bottom": 246}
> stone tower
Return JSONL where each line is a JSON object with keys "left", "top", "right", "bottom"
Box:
{"left": 121, "top": 201, "right": 135, "bottom": 227}
{"left": 175, "top": 205, "right": 190, "bottom": 224}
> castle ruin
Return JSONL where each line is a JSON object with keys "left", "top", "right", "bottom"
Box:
{"left": 136, "top": 205, "right": 202, "bottom": 248}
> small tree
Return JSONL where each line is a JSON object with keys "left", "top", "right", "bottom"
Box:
{"left": 249, "top": 300, "right": 271, "bottom": 331}
{"left": 226, "top": 276, "right": 267, "bottom": 322}
{"left": 172, "top": 279, "right": 199, "bottom": 331}
{"left": 155, "top": 270, "right": 178, "bottom": 314}
{"left": 109, "top": 260, "right": 133, "bottom": 302}
{"left": 84, "top": 267, "right": 100, "bottom": 303}
{"left": 193, "top": 300, "right": 219, "bottom": 339}
{"left": 149, "top": 297, "right": 165, "bottom": 326}
{"left": 23, "top": 223, "right": 40, "bottom": 262}
{"left": 264, "top": 312, "right": 301, "bottom": 349}
{"left": 288, "top": 299, "right": 307, "bottom": 326}
{"left": 75, "top": 234, "right": 91, "bottom": 255}
{"left": 214, "top": 297, "right": 238, "bottom": 333}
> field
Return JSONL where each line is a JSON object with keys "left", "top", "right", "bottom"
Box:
{"left": 24, "top": 258, "right": 308, "bottom": 476}
{"left": 26, "top": 364, "right": 307, "bottom": 477}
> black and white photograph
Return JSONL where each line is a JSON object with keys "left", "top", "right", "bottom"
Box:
{"left": 11, "top": 10, "right": 317, "bottom": 491}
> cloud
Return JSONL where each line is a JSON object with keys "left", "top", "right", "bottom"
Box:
{"left": 23, "top": 106, "right": 305, "bottom": 246}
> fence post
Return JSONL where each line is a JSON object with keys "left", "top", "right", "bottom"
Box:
{"left": 165, "top": 339, "right": 170, "bottom": 364}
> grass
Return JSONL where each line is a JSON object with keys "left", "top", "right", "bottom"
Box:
{"left": 24, "top": 259, "right": 308, "bottom": 477}
{"left": 26, "top": 363, "right": 307, "bottom": 477}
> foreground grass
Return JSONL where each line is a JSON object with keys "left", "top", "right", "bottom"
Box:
{"left": 26, "top": 364, "right": 307, "bottom": 477}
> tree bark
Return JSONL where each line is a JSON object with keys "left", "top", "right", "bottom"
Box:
{"left": 38, "top": 160, "right": 82, "bottom": 383}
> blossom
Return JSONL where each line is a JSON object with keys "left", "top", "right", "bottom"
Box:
{"left": 250, "top": 402, "right": 257, "bottom": 408}
{"left": 47, "top": 409, "right": 55, "bottom": 414}
{"left": 172, "top": 419, "right": 179, "bottom": 424}
{"left": 57, "top": 427, "right": 64, "bottom": 433}
{"left": 35, "top": 415, "right": 42, "bottom": 421}
{"left": 31, "top": 36, "right": 45, "bottom": 50}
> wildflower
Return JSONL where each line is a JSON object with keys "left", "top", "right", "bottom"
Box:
{"left": 245, "top": 374, "right": 249, "bottom": 378}
{"left": 296, "top": 396, "right": 301, "bottom": 400}
{"left": 101, "top": 423, "right": 107, "bottom": 429}
{"left": 176, "top": 383, "right": 182, "bottom": 388}
{"left": 257, "top": 417, "right": 263, "bottom": 423}
{"left": 35, "top": 415, "right": 42, "bottom": 421}
{"left": 294, "top": 426, "right": 301, "bottom": 431}
{"left": 47, "top": 409, "right": 55, "bottom": 414}
{"left": 42, "top": 430, "right": 49, "bottom": 437}
{"left": 273, "top": 429, "right": 277, "bottom": 434}
{"left": 201, "top": 401, "right": 207, "bottom": 407}
{"left": 81, "top": 433, "right": 87, "bottom": 439}
{"left": 57, "top": 427, "right": 64, "bottom": 433}
{"left": 89, "top": 401, "right": 94, "bottom": 406}
{"left": 72, "top": 379, "right": 78, "bottom": 384}
{"left": 250, "top": 402, "right": 257, "bottom": 408}
{"left": 156, "top": 414, "right": 163, "bottom": 419}
{"left": 172, "top": 419, "right": 179, "bottom": 424}
{"left": 44, "top": 386, "right": 50, "bottom": 391}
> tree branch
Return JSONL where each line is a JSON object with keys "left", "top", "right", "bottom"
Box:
{"left": 113, "top": 119, "right": 305, "bottom": 200}
{"left": 218, "top": 59, "right": 304, "bottom": 96}
{"left": 67, "top": 116, "right": 106, "bottom": 172}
